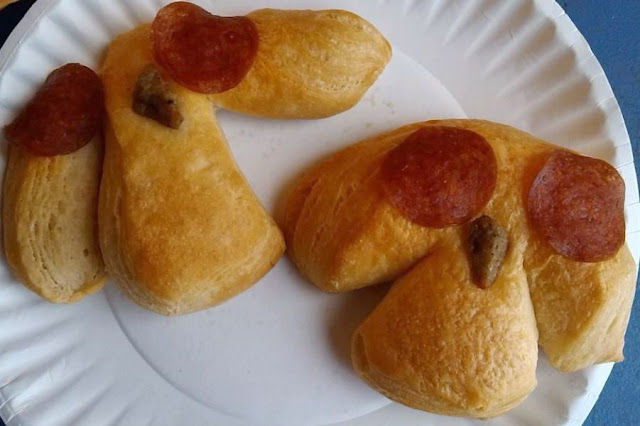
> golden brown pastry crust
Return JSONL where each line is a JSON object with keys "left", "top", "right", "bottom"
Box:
{"left": 280, "top": 119, "right": 636, "bottom": 414}
{"left": 3, "top": 138, "right": 106, "bottom": 302}
{"left": 0, "top": 0, "right": 18, "bottom": 11}
{"left": 352, "top": 238, "right": 539, "bottom": 418}
{"left": 100, "top": 25, "right": 284, "bottom": 315}
{"left": 279, "top": 122, "right": 442, "bottom": 293}
{"left": 525, "top": 233, "right": 636, "bottom": 371}
{"left": 210, "top": 9, "right": 391, "bottom": 118}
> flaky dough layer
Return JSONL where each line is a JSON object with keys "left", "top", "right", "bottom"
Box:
{"left": 3, "top": 137, "right": 106, "bottom": 302}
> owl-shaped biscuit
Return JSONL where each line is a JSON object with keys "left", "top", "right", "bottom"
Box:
{"left": 279, "top": 119, "right": 636, "bottom": 418}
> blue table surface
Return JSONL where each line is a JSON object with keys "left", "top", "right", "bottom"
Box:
{"left": 0, "top": 0, "right": 638, "bottom": 425}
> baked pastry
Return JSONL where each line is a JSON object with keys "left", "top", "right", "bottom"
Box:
{"left": 99, "top": 24, "right": 284, "bottom": 315}
{"left": 279, "top": 119, "right": 636, "bottom": 416}
{"left": 209, "top": 8, "right": 391, "bottom": 118}
{"left": 3, "top": 139, "right": 106, "bottom": 302}
{"left": 0, "top": 0, "right": 18, "bottom": 11}
{"left": 352, "top": 239, "right": 539, "bottom": 418}
{"left": 149, "top": 2, "right": 390, "bottom": 118}
{"left": 3, "top": 64, "right": 106, "bottom": 303}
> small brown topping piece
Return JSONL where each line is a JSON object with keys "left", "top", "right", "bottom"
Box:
{"left": 132, "top": 64, "right": 183, "bottom": 129}
{"left": 468, "top": 215, "right": 508, "bottom": 289}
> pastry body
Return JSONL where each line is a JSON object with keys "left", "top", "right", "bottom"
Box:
{"left": 282, "top": 120, "right": 543, "bottom": 293}
{"left": 280, "top": 119, "right": 637, "bottom": 414}
{"left": 280, "top": 122, "right": 446, "bottom": 293}
{"left": 525, "top": 235, "right": 636, "bottom": 371}
{"left": 100, "top": 25, "right": 284, "bottom": 315}
{"left": 210, "top": 9, "right": 391, "bottom": 118}
{"left": 3, "top": 137, "right": 106, "bottom": 302}
{"left": 352, "top": 239, "right": 538, "bottom": 418}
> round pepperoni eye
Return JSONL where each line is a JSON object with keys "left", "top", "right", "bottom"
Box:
{"left": 151, "top": 2, "right": 259, "bottom": 94}
{"left": 527, "top": 150, "right": 625, "bottom": 262}
{"left": 381, "top": 126, "right": 497, "bottom": 228}
{"left": 4, "top": 63, "right": 103, "bottom": 157}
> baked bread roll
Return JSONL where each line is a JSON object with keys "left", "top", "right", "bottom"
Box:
{"left": 525, "top": 224, "right": 636, "bottom": 371}
{"left": 352, "top": 239, "right": 538, "bottom": 418}
{"left": 100, "top": 25, "right": 284, "bottom": 315}
{"left": 209, "top": 9, "right": 391, "bottom": 118}
{"left": 280, "top": 119, "right": 636, "bottom": 415}
{"left": 3, "top": 138, "right": 106, "bottom": 302}
{"left": 280, "top": 122, "right": 432, "bottom": 292}
{"left": 3, "top": 63, "right": 106, "bottom": 303}
{"left": 149, "top": 3, "right": 390, "bottom": 118}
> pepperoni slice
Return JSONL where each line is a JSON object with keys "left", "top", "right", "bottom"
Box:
{"left": 527, "top": 150, "right": 625, "bottom": 262}
{"left": 381, "top": 126, "right": 497, "bottom": 228}
{"left": 151, "top": 2, "right": 259, "bottom": 94}
{"left": 4, "top": 63, "right": 103, "bottom": 157}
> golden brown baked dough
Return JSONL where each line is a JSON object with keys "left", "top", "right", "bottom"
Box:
{"left": 3, "top": 137, "right": 106, "bottom": 302}
{"left": 100, "top": 25, "right": 284, "bottom": 315}
{"left": 0, "top": 0, "right": 18, "bottom": 11}
{"left": 525, "top": 232, "right": 636, "bottom": 372}
{"left": 279, "top": 122, "right": 434, "bottom": 293}
{"left": 210, "top": 9, "right": 391, "bottom": 118}
{"left": 352, "top": 239, "right": 538, "bottom": 418}
{"left": 280, "top": 119, "right": 636, "bottom": 415}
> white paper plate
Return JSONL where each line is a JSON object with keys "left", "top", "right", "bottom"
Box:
{"left": 0, "top": 0, "right": 638, "bottom": 425}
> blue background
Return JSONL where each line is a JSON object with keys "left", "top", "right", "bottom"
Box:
{"left": 1, "top": 0, "right": 638, "bottom": 424}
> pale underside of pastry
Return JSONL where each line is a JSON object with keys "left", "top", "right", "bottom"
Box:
{"left": 3, "top": 137, "right": 106, "bottom": 302}
{"left": 100, "top": 25, "right": 284, "bottom": 315}
{"left": 210, "top": 9, "right": 391, "bottom": 119}
{"left": 280, "top": 119, "right": 636, "bottom": 407}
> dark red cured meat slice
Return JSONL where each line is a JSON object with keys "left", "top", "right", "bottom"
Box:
{"left": 151, "top": 2, "right": 258, "bottom": 94}
{"left": 4, "top": 63, "right": 103, "bottom": 157}
{"left": 381, "top": 126, "right": 497, "bottom": 228}
{"left": 527, "top": 150, "right": 625, "bottom": 262}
